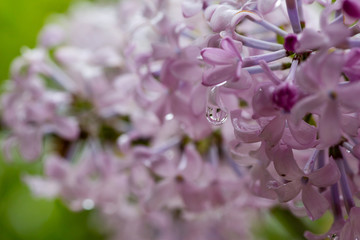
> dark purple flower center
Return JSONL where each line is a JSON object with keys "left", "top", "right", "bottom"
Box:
{"left": 343, "top": 0, "right": 360, "bottom": 18}
{"left": 284, "top": 34, "right": 299, "bottom": 52}
{"left": 272, "top": 84, "right": 298, "bottom": 112}
{"left": 301, "top": 176, "right": 309, "bottom": 185}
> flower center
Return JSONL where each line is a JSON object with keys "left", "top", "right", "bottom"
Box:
{"left": 272, "top": 84, "right": 298, "bottom": 112}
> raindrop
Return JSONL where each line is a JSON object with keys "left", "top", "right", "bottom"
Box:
{"left": 206, "top": 105, "right": 228, "bottom": 126}
{"left": 82, "top": 198, "right": 95, "bottom": 210}
{"left": 165, "top": 113, "right": 174, "bottom": 121}
{"left": 205, "top": 86, "right": 228, "bottom": 126}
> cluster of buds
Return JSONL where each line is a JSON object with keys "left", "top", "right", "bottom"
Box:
{"left": 2, "top": 0, "right": 360, "bottom": 239}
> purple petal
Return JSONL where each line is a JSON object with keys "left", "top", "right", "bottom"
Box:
{"left": 302, "top": 185, "right": 329, "bottom": 220}
{"left": 171, "top": 60, "right": 202, "bottom": 82}
{"left": 288, "top": 119, "right": 317, "bottom": 146}
{"left": 274, "top": 181, "right": 302, "bottom": 202}
{"left": 259, "top": 115, "right": 285, "bottom": 147}
{"left": 182, "top": 0, "right": 202, "bottom": 18}
{"left": 296, "top": 28, "right": 326, "bottom": 52}
{"left": 319, "top": 100, "right": 341, "bottom": 147}
{"left": 272, "top": 144, "right": 303, "bottom": 180}
{"left": 291, "top": 94, "right": 324, "bottom": 122}
{"left": 257, "top": 0, "right": 280, "bottom": 14}
{"left": 220, "top": 37, "right": 242, "bottom": 59}
{"left": 52, "top": 117, "right": 79, "bottom": 140}
{"left": 179, "top": 144, "right": 203, "bottom": 181}
{"left": 308, "top": 160, "right": 340, "bottom": 188}
{"left": 202, "top": 65, "right": 237, "bottom": 86}
{"left": 201, "top": 48, "right": 236, "bottom": 65}
{"left": 231, "top": 110, "right": 262, "bottom": 143}
{"left": 338, "top": 81, "right": 360, "bottom": 110}
{"left": 18, "top": 127, "right": 43, "bottom": 161}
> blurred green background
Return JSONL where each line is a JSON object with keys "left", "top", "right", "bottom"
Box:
{"left": 0, "top": 0, "right": 105, "bottom": 239}
{"left": 0, "top": 0, "right": 332, "bottom": 239}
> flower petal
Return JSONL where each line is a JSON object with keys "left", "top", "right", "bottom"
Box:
{"left": 231, "top": 110, "right": 262, "bottom": 143}
{"left": 272, "top": 144, "right": 303, "bottom": 180}
{"left": 288, "top": 119, "right": 317, "bottom": 146}
{"left": 302, "top": 185, "right": 329, "bottom": 220}
{"left": 274, "top": 181, "right": 302, "bottom": 202}
{"left": 319, "top": 100, "right": 341, "bottom": 146}
{"left": 202, "top": 65, "right": 237, "bottom": 86}
{"left": 259, "top": 115, "right": 285, "bottom": 147}
{"left": 201, "top": 48, "right": 236, "bottom": 65}
{"left": 309, "top": 159, "right": 340, "bottom": 188}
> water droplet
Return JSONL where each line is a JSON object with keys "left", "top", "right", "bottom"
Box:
{"left": 165, "top": 113, "right": 174, "bottom": 121}
{"left": 82, "top": 198, "right": 95, "bottom": 210}
{"left": 206, "top": 105, "right": 228, "bottom": 126}
{"left": 206, "top": 86, "right": 228, "bottom": 126}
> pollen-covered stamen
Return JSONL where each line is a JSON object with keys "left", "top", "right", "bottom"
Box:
{"left": 272, "top": 83, "right": 299, "bottom": 112}
{"left": 284, "top": 34, "right": 299, "bottom": 52}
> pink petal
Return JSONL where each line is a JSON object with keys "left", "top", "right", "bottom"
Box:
{"left": 224, "top": 69, "right": 252, "bottom": 90}
{"left": 288, "top": 119, "right": 317, "bottom": 146}
{"left": 220, "top": 37, "right": 242, "bottom": 59}
{"left": 182, "top": 0, "right": 202, "bottom": 18}
{"left": 18, "top": 127, "right": 43, "bottom": 161}
{"left": 190, "top": 84, "right": 207, "bottom": 116}
{"left": 201, "top": 48, "right": 236, "bottom": 65}
{"left": 52, "top": 117, "right": 79, "bottom": 140}
{"left": 338, "top": 81, "right": 360, "bottom": 110}
{"left": 230, "top": 10, "right": 262, "bottom": 30}
{"left": 45, "top": 155, "right": 70, "bottom": 180}
{"left": 296, "top": 28, "right": 326, "bottom": 53}
{"left": 146, "top": 180, "right": 177, "bottom": 210}
{"left": 257, "top": 0, "right": 279, "bottom": 14}
{"left": 259, "top": 115, "right": 285, "bottom": 147}
{"left": 302, "top": 185, "right": 329, "bottom": 220}
{"left": 231, "top": 110, "right": 262, "bottom": 143}
{"left": 319, "top": 100, "right": 341, "bottom": 146}
{"left": 177, "top": 181, "right": 210, "bottom": 212}
{"left": 170, "top": 60, "right": 202, "bottom": 82}
{"left": 272, "top": 144, "right": 303, "bottom": 180}
{"left": 274, "top": 181, "right": 302, "bottom": 202}
{"left": 341, "top": 115, "right": 360, "bottom": 137}
{"left": 179, "top": 144, "right": 203, "bottom": 181}
{"left": 202, "top": 65, "right": 237, "bottom": 86}
{"left": 291, "top": 94, "right": 324, "bottom": 122}
{"left": 319, "top": 51, "right": 345, "bottom": 88}
{"left": 308, "top": 159, "right": 340, "bottom": 187}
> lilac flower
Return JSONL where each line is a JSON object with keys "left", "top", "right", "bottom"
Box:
{"left": 201, "top": 37, "right": 251, "bottom": 88}
{"left": 271, "top": 144, "right": 340, "bottom": 220}
{"left": 292, "top": 51, "right": 360, "bottom": 146}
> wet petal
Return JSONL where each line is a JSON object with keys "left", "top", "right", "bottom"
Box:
{"left": 231, "top": 110, "right": 262, "bottom": 143}
{"left": 202, "top": 65, "right": 237, "bottom": 86}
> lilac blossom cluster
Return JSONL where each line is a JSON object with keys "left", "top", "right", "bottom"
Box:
{"left": 2, "top": 0, "right": 360, "bottom": 239}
